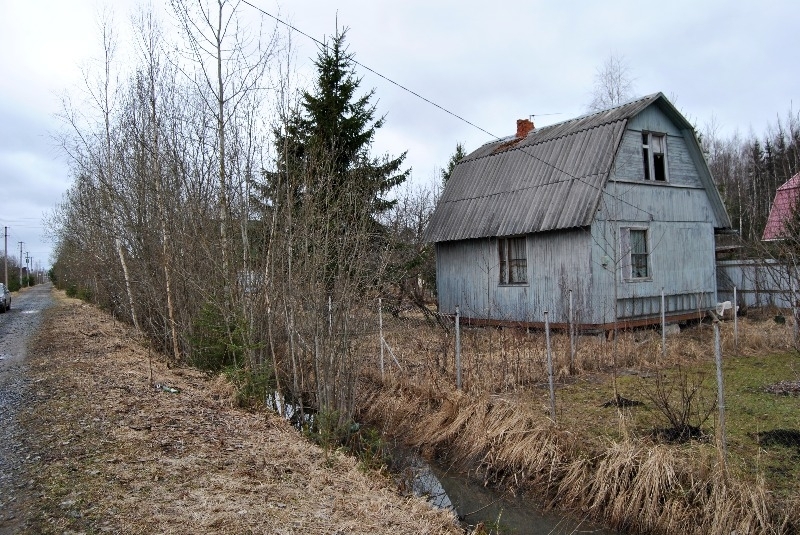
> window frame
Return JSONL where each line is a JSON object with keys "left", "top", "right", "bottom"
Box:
{"left": 498, "top": 236, "right": 528, "bottom": 286}
{"left": 641, "top": 131, "right": 668, "bottom": 182}
{"left": 620, "top": 226, "right": 651, "bottom": 281}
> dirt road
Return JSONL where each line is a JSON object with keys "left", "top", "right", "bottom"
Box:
{"left": 0, "top": 283, "right": 54, "bottom": 533}
{"left": 0, "top": 287, "right": 459, "bottom": 534}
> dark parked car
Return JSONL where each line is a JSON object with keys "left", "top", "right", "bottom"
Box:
{"left": 0, "top": 283, "right": 10, "bottom": 312}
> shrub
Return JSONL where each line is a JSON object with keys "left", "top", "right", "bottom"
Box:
{"left": 224, "top": 364, "right": 275, "bottom": 408}
{"left": 189, "top": 302, "right": 246, "bottom": 372}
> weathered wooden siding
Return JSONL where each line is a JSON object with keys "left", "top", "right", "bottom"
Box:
{"left": 598, "top": 183, "right": 719, "bottom": 224}
{"left": 590, "top": 220, "right": 717, "bottom": 321}
{"left": 613, "top": 130, "right": 704, "bottom": 188}
{"left": 717, "top": 259, "right": 796, "bottom": 309}
{"left": 435, "top": 230, "right": 593, "bottom": 324}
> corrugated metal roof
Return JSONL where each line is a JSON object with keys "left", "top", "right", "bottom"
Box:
{"left": 424, "top": 92, "right": 700, "bottom": 243}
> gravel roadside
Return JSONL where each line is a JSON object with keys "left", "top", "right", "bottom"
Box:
{"left": 0, "top": 283, "right": 54, "bottom": 535}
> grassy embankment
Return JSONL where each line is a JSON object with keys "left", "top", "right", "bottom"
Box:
{"left": 357, "top": 309, "right": 800, "bottom": 534}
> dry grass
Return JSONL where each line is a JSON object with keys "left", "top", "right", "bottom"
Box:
{"left": 358, "top": 312, "right": 800, "bottom": 534}
{"left": 18, "top": 292, "right": 461, "bottom": 534}
{"left": 358, "top": 377, "right": 794, "bottom": 534}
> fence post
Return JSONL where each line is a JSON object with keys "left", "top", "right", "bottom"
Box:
{"left": 714, "top": 319, "right": 727, "bottom": 465}
{"left": 545, "top": 311, "right": 556, "bottom": 423}
{"left": 793, "top": 279, "right": 799, "bottom": 349}
{"left": 569, "top": 290, "right": 576, "bottom": 373}
{"left": 661, "top": 287, "right": 666, "bottom": 364}
{"left": 378, "top": 297, "right": 385, "bottom": 379}
{"left": 733, "top": 286, "right": 738, "bottom": 352}
{"left": 455, "top": 305, "right": 462, "bottom": 390}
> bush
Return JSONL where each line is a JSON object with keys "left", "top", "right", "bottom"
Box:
{"left": 189, "top": 302, "right": 249, "bottom": 372}
{"left": 224, "top": 364, "right": 275, "bottom": 408}
{"left": 306, "top": 408, "right": 388, "bottom": 470}
{"left": 639, "top": 365, "right": 716, "bottom": 442}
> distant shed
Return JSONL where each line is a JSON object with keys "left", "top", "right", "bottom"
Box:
{"left": 424, "top": 93, "right": 732, "bottom": 330}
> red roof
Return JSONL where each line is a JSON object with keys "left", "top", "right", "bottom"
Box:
{"left": 763, "top": 173, "right": 800, "bottom": 240}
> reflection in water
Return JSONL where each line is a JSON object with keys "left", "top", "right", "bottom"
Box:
{"left": 397, "top": 449, "right": 620, "bottom": 535}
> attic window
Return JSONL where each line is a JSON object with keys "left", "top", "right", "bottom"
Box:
{"left": 498, "top": 237, "right": 527, "bottom": 285}
{"left": 642, "top": 132, "right": 668, "bottom": 182}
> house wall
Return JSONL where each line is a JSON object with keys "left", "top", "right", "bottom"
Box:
{"left": 588, "top": 106, "right": 722, "bottom": 321}
{"left": 432, "top": 103, "right": 726, "bottom": 328}
{"left": 590, "top": 219, "right": 717, "bottom": 322}
{"left": 615, "top": 107, "right": 704, "bottom": 189}
{"left": 435, "top": 229, "right": 593, "bottom": 324}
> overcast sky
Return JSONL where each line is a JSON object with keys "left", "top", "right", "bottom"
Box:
{"left": 1, "top": 0, "right": 798, "bottom": 270}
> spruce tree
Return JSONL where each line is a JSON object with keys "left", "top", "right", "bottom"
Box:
{"left": 260, "top": 29, "right": 408, "bottom": 294}
{"left": 273, "top": 29, "right": 407, "bottom": 219}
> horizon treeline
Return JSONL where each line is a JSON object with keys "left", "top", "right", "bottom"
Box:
{"left": 702, "top": 111, "right": 800, "bottom": 242}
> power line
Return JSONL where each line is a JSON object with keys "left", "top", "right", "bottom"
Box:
{"left": 241, "top": 0, "right": 495, "bottom": 139}
{"left": 241, "top": 1, "right": 656, "bottom": 219}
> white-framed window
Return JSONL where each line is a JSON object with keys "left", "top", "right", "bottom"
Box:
{"left": 498, "top": 236, "right": 527, "bottom": 285}
{"left": 620, "top": 227, "right": 650, "bottom": 280}
{"left": 642, "top": 132, "right": 668, "bottom": 182}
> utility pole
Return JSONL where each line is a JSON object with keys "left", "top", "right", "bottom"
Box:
{"left": 4, "top": 227, "right": 7, "bottom": 288}
{"left": 25, "top": 253, "right": 30, "bottom": 287}
{"left": 18, "top": 242, "right": 23, "bottom": 288}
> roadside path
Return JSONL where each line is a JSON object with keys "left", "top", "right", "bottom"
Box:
{"left": 0, "top": 283, "right": 54, "bottom": 534}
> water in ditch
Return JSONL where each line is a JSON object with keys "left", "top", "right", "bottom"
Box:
{"left": 396, "top": 449, "right": 621, "bottom": 535}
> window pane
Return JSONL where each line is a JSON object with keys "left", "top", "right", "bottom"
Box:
{"left": 499, "top": 237, "right": 527, "bottom": 284}
{"left": 631, "top": 230, "right": 646, "bottom": 254}
{"left": 651, "top": 134, "right": 664, "bottom": 153}
{"left": 630, "top": 230, "right": 648, "bottom": 278}
{"left": 510, "top": 260, "right": 526, "bottom": 283}
{"left": 510, "top": 237, "right": 526, "bottom": 261}
{"left": 653, "top": 153, "right": 666, "bottom": 181}
{"left": 498, "top": 239, "right": 507, "bottom": 284}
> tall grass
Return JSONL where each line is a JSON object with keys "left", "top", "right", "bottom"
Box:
{"left": 357, "top": 314, "right": 800, "bottom": 534}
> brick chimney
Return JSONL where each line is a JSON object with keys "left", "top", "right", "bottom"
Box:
{"left": 516, "top": 118, "right": 534, "bottom": 138}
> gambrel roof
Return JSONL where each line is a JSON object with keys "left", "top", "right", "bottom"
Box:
{"left": 424, "top": 92, "right": 731, "bottom": 243}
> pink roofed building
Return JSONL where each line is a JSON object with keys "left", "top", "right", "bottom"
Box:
{"left": 762, "top": 172, "right": 800, "bottom": 241}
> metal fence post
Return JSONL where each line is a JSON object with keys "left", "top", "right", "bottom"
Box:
{"left": 545, "top": 311, "right": 556, "bottom": 422}
{"left": 569, "top": 290, "right": 576, "bottom": 373}
{"left": 378, "top": 298, "right": 385, "bottom": 379}
{"left": 455, "top": 306, "right": 462, "bottom": 390}
{"left": 714, "top": 320, "right": 727, "bottom": 464}
{"left": 733, "top": 286, "right": 738, "bottom": 352}
{"left": 661, "top": 287, "right": 666, "bottom": 364}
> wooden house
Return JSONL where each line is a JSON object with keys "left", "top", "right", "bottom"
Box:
{"left": 424, "top": 93, "right": 732, "bottom": 329}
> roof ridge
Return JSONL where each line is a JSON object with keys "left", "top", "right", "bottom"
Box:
{"left": 466, "top": 92, "right": 663, "bottom": 158}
